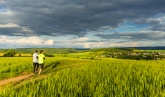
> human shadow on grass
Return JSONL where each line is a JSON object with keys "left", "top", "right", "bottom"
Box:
{"left": 42, "top": 61, "right": 61, "bottom": 74}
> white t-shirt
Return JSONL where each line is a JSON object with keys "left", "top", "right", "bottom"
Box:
{"left": 33, "top": 53, "right": 38, "bottom": 63}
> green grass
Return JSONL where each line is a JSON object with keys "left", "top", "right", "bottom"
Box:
{"left": 0, "top": 57, "right": 32, "bottom": 80}
{"left": 134, "top": 50, "right": 165, "bottom": 53}
{"left": 0, "top": 58, "right": 165, "bottom": 97}
{"left": 55, "top": 52, "right": 92, "bottom": 58}
{"left": 0, "top": 57, "right": 84, "bottom": 80}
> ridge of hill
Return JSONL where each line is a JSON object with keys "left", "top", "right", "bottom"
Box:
{"left": 0, "top": 48, "right": 89, "bottom": 54}
{"left": 0, "top": 46, "right": 165, "bottom": 54}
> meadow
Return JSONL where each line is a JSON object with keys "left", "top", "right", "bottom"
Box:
{"left": 134, "top": 50, "right": 165, "bottom": 53}
{"left": 0, "top": 53, "right": 165, "bottom": 97}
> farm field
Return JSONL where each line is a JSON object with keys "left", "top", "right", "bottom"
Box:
{"left": 0, "top": 53, "right": 3, "bottom": 56}
{"left": 0, "top": 56, "right": 165, "bottom": 97}
{"left": 145, "top": 50, "right": 165, "bottom": 53}
{"left": 134, "top": 50, "right": 165, "bottom": 53}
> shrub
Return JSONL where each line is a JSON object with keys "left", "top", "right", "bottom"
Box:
{"left": 3, "top": 50, "right": 17, "bottom": 57}
{"left": 44, "top": 53, "right": 55, "bottom": 57}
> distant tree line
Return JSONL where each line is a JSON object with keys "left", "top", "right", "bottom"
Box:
{"left": 44, "top": 53, "right": 55, "bottom": 57}
{"left": 2, "top": 50, "right": 55, "bottom": 57}
{"left": 0, "top": 48, "right": 83, "bottom": 54}
{"left": 3, "top": 50, "right": 17, "bottom": 57}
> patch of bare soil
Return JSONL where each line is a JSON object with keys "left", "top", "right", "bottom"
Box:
{"left": 0, "top": 74, "right": 34, "bottom": 86}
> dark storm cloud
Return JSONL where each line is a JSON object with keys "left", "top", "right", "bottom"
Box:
{"left": 95, "top": 32, "right": 165, "bottom": 41}
{"left": 1, "top": 0, "right": 165, "bottom": 36}
{"left": 133, "top": 14, "right": 165, "bottom": 32}
{"left": 0, "top": 27, "right": 34, "bottom": 36}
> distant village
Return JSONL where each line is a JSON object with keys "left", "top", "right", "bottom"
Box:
{"left": 102, "top": 51, "right": 165, "bottom": 60}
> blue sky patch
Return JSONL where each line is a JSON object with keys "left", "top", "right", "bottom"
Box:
{"left": 0, "top": 5, "right": 7, "bottom": 12}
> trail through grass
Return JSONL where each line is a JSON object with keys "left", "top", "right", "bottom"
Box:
{"left": 0, "top": 58, "right": 165, "bottom": 97}
{"left": 0, "top": 58, "right": 88, "bottom": 89}
{"left": 0, "top": 74, "right": 33, "bottom": 86}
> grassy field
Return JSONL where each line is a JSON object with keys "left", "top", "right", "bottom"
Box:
{"left": 56, "top": 52, "right": 93, "bottom": 58}
{"left": 0, "top": 57, "right": 84, "bottom": 80}
{"left": 0, "top": 53, "right": 3, "bottom": 56}
{"left": 134, "top": 50, "right": 165, "bottom": 53}
{"left": 0, "top": 56, "right": 165, "bottom": 97}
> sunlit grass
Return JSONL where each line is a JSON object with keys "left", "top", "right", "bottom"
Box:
{"left": 0, "top": 57, "right": 165, "bottom": 97}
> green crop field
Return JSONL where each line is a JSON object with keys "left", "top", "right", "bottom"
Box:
{"left": 0, "top": 55, "right": 165, "bottom": 97}
{"left": 0, "top": 53, "right": 3, "bottom": 56}
{"left": 134, "top": 50, "right": 165, "bottom": 53}
{"left": 145, "top": 50, "right": 165, "bottom": 53}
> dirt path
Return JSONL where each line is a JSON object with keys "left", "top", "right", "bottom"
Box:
{"left": 0, "top": 62, "right": 82, "bottom": 87}
{"left": 0, "top": 74, "right": 34, "bottom": 86}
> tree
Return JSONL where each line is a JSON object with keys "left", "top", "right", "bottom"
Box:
{"left": 44, "top": 53, "right": 55, "bottom": 57}
{"left": 3, "top": 50, "right": 17, "bottom": 57}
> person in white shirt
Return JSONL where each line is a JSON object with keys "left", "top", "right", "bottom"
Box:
{"left": 33, "top": 50, "right": 39, "bottom": 73}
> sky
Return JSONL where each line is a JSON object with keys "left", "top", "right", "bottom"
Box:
{"left": 0, "top": 0, "right": 165, "bottom": 48}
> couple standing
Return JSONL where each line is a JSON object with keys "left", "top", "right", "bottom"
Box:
{"left": 33, "top": 50, "right": 45, "bottom": 75}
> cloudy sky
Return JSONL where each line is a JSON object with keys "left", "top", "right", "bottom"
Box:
{"left": 0, "top": 0, "right": 165, "bottom": 48}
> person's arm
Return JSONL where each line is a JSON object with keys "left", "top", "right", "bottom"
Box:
{"left": 43, "top": 55, "right": 45, "bottom": 60}
{"left": 36, "top": 54, "right": 38, "bottom": 59}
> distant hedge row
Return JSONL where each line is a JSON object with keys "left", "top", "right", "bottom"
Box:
{"left": 3, "top": 50, "right": 17, "bottom": 57}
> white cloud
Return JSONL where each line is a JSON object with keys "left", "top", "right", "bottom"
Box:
{"left": 44, "top": 39, "right": 54, "bottom": 45}
{"left": 0, "top": 36, "right": 7, "bottom": 43}
{"left": 0, "top": 36, "right": 54, "bottom": 46}
{"left": 17, "top": 36, "right": 43, "bottom": 45}
{"left": 0, "top": 36, "right": 7, "bottom": 39}
{"left": 0, "top": 23, "right": 19, "bottom": 28}
{"left": 81, "top": 42, "right": 104, "bottom": 48}
{"left": 109, "top": 42, "right": 138, "bottom": 47}
{"left": 79, "top": 37, "right": 89, "bottom": 41}
{"left": 72, "top": 40, "right": 144, "bottom": 48}
{"left": 146, "top": 15, "right": 165, "bottom": 24}
{"left": 71, "top": 37, "right": 89, "bottom": 42}
{"left": 21, "top": 26, "right": 33, "bottom": 32}
{"left": 83, "top": 43, "right": 90, "bottom": 48}
{"left": 71, "top": 41, "right": 104, "bottom": 48}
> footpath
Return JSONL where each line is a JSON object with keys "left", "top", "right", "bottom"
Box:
{"left": 0, "top": 74, "right": 33, "bottom": 86}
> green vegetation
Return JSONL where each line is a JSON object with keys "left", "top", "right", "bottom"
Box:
{"left": 142, "top": 50, "right": 165, "bottom": 52}
{"left": 0, "top": 57, "right": 32, "bottom": 80}
{"left": 44, "top": 53, "right": 55, "bottom": 57}
{"left": 0, "top": 48, "right": 165, "bottom": 96}
{"left": 1, "top": 48, "right": 165, "bottom": 60}
{"left": 0, "top": 56, "right": 165, "bottom": 96}
{"left": 3, "top": 50, "right": 17, "bottom": 57}
{"left": 0, "top": 48, "right": 88, "bottom": 54}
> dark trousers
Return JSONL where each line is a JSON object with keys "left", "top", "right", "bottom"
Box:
{"left": 33, "top": 62, "right": 39, "bottom": 73}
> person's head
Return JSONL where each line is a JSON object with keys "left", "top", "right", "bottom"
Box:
{"left": 35, "top": 50, "right": 38, "bottom": 53}
{"left": 40, "top": 50, "right": 43, "bottom": 54}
